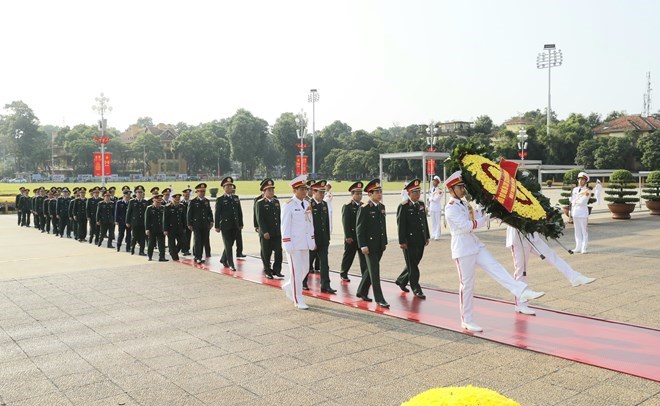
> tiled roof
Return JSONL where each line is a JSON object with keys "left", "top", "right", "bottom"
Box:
{"left": 504, "top": 117, "right": 529, "bottom": 125}
{"left": 593, "top": 115, "right": 660, "bottom": 134}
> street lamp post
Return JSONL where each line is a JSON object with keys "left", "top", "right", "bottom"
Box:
{"left": 295, "top": 110, "right": 308, "bottom": 176}
{"left": 14, "top": 129, "right": 24, "bottom": 175}
{"left": 425, "top": 121, "right": 438, "bottom": 178}
{"left": 536, "top": 44, "right": 563, "bottom": 137}
{"left": 92, "top": 93, "right": 112, "bottom": 186}
{"left": 307, "top": 89, "right": 319, "bottom": 177}
{"left": 517, "top": 127, "right": 528, "bottom": 160}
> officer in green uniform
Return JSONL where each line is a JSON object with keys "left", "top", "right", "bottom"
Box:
{"left": 56, "top": 187, "right": 71, "bottom": 238}
{"left": 43, "top": 189, "right": 54, "bottom": 234}
{"left": 68, "top": 188, "right": 79, "bottom": 239}
{"left": 96, "top": 191, "right": 116, "bottom": 248}
{"left": 145, "top": 194, "right": 167, "bottom": 261}
{"left": 180, "top": 188, "right": 193, "bottom": 256}
{"left": 356, "top": 179, "right": 389, "bottom": 308}
{"left": 231, "top": 184, "right": 246, "bottom": 258}
{"left": 16, "top": 187, "right": 24, "bottom": 226}
{"left": 215, "top": 177, "right": 243, "bottom": 271}
{"left": 187, "top": 183, "right": 213, "bottom": 264}
{"left": 126, "top": 185, "right": 148, "bottom": 256}
{"left": 340, "top": 181, "right": 367, "bottom": 282}
{"left": 86, "top": 187, "right": 101, "bottom": 244}
{"left": 35, "top": 187, "right": 46, "bottom": 232}
{"left": 108, "top": 186, "right": 118, "bottom": 202}
{"left": 255, "top": 179, "right": 283, "bottom": 279}
{"left": 305, "top": 179, "right": 320, "bottom": 274}
{"left": 73, "top": 187, "right": 88, "bottom": 242}
{"left": 163, "top": 193, "right": 187, "bottom": 261}
{"left": 161, "top": 188, "right": 172, "bottom": 206}
{"left": 48, "top": 188, "right": 59, "bottom": 235}
{"left": 18, "top": 188, "right": 30, "bottom": 226}
{"left": 147, "top": 187, "right": 159, "bottom": 205}
{"left": 395, "top": 179, "right": 430, "bottom": 299}
{"left": 304, "top": 180, "right": 336, "bottom": 292}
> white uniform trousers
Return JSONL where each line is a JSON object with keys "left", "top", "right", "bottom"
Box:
{"left": 510, "top": 235, "right": 581, "bottom": 305}
{"left": 454, "top": 247, "right": 527, "bottom": 323}
{"left": 283, "top": 249, "right": 309, "bottom": 306}
{"left": 572, "top": 217, "right": 589, "bottom": 252}
{"left": 430, "top": 211, "right": 442, "bottom": 239}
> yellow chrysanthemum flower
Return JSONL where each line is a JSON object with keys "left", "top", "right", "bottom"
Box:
{"left": 461, "top": 154, "right": 546, "bottom": 221}
{"left": 403, "top": 385, "right": 520, "bottom": 406}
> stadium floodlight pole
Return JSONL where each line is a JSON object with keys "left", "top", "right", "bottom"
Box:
{"left": 92, "top": 93, "right": 112, "bottom": 187}
{"left": 308, "top": 89, "right": 319, "bottom": 177}
{"left": 536, "top": 44, "right": 563, "bottom": 137}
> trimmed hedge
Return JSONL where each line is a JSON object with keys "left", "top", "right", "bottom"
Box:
{"left": 604, "top": 169, "right": 640, "bottom": 204}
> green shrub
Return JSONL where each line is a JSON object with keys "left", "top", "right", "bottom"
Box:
{"left": 604, "top": 169, "right": 640, "bottom": 204}
{"left": 641, "top": 170, "right": 660, "bottom": 202}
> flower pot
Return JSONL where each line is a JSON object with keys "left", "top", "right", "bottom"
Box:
{"left": 646, "top": 200, "right": 660, "bottom": 215}
{"left": 607, "top": 203, "right": 636, "bottom": 220}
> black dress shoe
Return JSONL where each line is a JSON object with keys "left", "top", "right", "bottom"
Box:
{"left": 321, "top": 287, "right": 337, "bottom": 294}
{"left": 265, "top": 271, "right": 274, "bottom": 279}
{"left": 221, "top": 261, "right": 229, "bottom": 268}
{"left": 413, "top": 291, "right": 426, "bottom": 299}
{"left": 356, "top": 293, "right": 372, "bottom": 302}
{"left": 236, "top": 253, "right": 246, "bottom": 258}
{"left": 341, "top": 275, "right": 351, "bottom": 282}
{"left": 229, "top": 267, "right": 237, "bottom": 272}
{"left": 273, "top": 272, "right": 284, "bottom": 278}
{"left": 396, "top": 281, "right": 410, "bottom": 292}
{"left": 302, "top": 284, "right": 309, "bottom": 291}
{"left": 148, "top": 257, "right": 153, "bottom": 261}
{"left": 139, "top": 252, "right": 147, "bottom": 256}
{"left": 376, "top": 301, "right": 390, "bottom": 308}
{"left": 158, "top": 258, "right": 169, "bottom": 262}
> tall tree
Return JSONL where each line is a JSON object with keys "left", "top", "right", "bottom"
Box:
{"left": 638, "top": 131, "right": 660, "bottom": 170}
{"left": 271, "top": 112, "right": 300, "bottom": 177}
{"left": 131, "top": 133, "right": 163, "bottom": 175}
{"left": 473, "top": 115, "right": 494, "bottom": 134}
{"left": 604, "top": 110, "right": 626, "bottom": 122}
{"left": 0, "top": 101, "right": 49, "bottom": 173}
{"left": 227, "top": 109, "right": 269, "bottom": 179}
{"left": 135, "top": 117, "right": 154, "bottom": 127}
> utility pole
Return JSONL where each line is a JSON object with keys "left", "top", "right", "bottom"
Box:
{"left": 92, "top": 93, "right": 112, "bottom": 186}
{"left": 308, "top": 89, "right": 319, "bottom": 177}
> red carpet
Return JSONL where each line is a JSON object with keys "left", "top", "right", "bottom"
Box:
{"left": 179, "top": 255, "right": 660, "bottom": 382}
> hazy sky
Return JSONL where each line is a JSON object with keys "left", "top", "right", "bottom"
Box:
{"left": 1, "top": 0, "right": 658, "bottom": 133}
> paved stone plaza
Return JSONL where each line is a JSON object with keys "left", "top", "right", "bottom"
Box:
{"left": 0, "top": 193, "right": 659, "bottom": 405}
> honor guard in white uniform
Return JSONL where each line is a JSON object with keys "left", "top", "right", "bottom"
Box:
{"left": 506, "top": 226, "right": 596, "bottom": 315}
{"left": 428, "top": 175, "right": 444, "bottom": 240}
{"left": 570, "top": 172, "right": 591, "bottom": 254}
{"left": 444, "top": 171, "right": 545, "bottom": 332}
{"left": 281, "top": 175, "right": 316, "bottom": 310}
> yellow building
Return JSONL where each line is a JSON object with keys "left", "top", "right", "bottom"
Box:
{"left": 119, "top": 124, "right": 187, "bottom": 175}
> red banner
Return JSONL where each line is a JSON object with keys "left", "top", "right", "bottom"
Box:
{"left": 426, "top": 159, "right": 436, "bottom": 175}
{"left": 93, "top": 152, "right": 112, "bottom": 176}
{"left": 495, "top": 167, "right": 517, "bottom": 213}
{"left": 295, "top": 156, "right": 308, "bottom": 176}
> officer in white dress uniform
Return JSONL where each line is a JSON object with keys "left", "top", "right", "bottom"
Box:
{"left": 281, "top": 175, "right": 316, "bottom": 310}
{"left": 323, "top": 181, "right": 334, "bottom": 233}
{"left": 428, "top": 176, "right": 444, "bottom": 240}
{"left": 505, "top": 226, "right": 596, "bottom": 315}
{"left": 444, "top": 171, "right": 545, "bottom": 332}
{"left": 570, "top": 172, "right": 591, "bottom": 254}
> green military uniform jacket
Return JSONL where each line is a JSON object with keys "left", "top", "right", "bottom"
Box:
{"left": 214, "top": 194, "right": 243, "bottom": 230}
{"left": 356, "top": 201, "right": 387, "bottom": 252}
{"left": 163, "top": 204, "right": 186, "bottom": 234}
{"left": 342, "top": 200, "right": 361, "bottom": 241}
{"left": 145, "top": 205, "right": 164, "bottom": 233}
{"left": 86, "top": 197, "right": 101, "bottom": 220}
{"left": 73, "top": 197, "right": 87, "bottom": 219}
{"left": 310, "top": 198, "right": 330, "bottom": 247}
{"left": 96, "top": 201, "right": 115, "bottom": 224}
{"left": 187, "top": 197, "right": 213, "bottom": 228}
{"left": 256, "top": 197, "right": 281, "bottom": 237}
{"left": 126, "top": 198, "right": 149, "bottom": 227}
{"left": 397, "top": 200, "right": 430, "bottom": 245}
